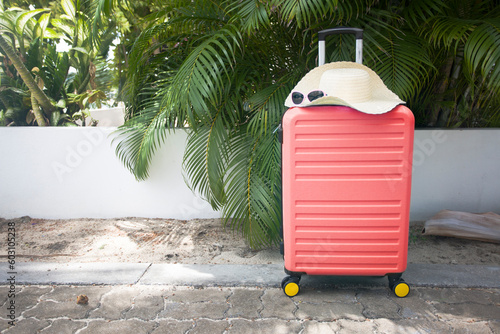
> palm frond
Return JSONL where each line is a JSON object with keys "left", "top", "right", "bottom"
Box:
{"left": 226, "top": 0, "right": 271, "bottom": 33}
{"left": 370, "top": 31, "right": 434, "bottom": 101}
{"left": 464, "top": 21, "right": 500, "bottom": 90}
{"left": 183, "top": 115, "right": 229, "bottom": 210}
{"left": 275, "top": 0, "right": 332, "bottom": 28}
{"left": 425, "top": 15, "right": 475, "bottom": 49}
{"left": 85, "top": 0, "right": 113, "bottom": 49}
{"left": 123, "top": 21, "right": 173, "bottom": 99}
{"left": 163, "top": 25, "right": 242, "bottom": 127}
{"left": 223, "top": 130, "right": 281, "bottom": 248}
{"left": 113, "top": 94, "right": 169, "bottom": 180}
{"left": 247, "top": 78, "right": 292, "bottom": 136}
{"left": 401, "top": 0, "right": 448, "bottom": 29}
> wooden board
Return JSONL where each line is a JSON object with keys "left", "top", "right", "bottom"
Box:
{"left": 422, "top": 210, "right": 500, "bottom": 243}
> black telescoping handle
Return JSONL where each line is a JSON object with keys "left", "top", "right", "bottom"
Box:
{"left": 318, "top": 27, "right": 363, "bottom": 65}
{"left": 318, "top": 27, "right": 363, "bottom": 41}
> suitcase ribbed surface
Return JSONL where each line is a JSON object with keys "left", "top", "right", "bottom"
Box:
{"left": 282, "top": 105, "right": 414, "bottom": 276}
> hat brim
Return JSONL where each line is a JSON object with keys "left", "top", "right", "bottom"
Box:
{"left": 285, "top": 62, "right": 404, "bottom": 114}
{"left": 307, "top": 96, "right": 404, "bottom": 115}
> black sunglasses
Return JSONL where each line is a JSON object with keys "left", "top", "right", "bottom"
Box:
{"left": 292, "top": 90, "right": 326, "bottom": 104}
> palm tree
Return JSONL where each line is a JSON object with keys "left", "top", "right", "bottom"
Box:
{"left": 0, "top": 7, "right": 56, "bottom": 124}
{"left": 0, "top": 0, "right": 125, "bottom": 125}
{"left": 415, "top": 0, "right": 500, "bottom": 127}
{"left": 115, "top": 0, "right": 499, "bottom": 248}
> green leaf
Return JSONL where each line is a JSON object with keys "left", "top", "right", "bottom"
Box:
{"left": 183, "top": 116, "right": 229, "bottom": 210}
{"left": 70, "top": 46, "right": 89, "bottom": 55}
{"left": 61, "top": 0, "right": 76, "bottom": 20}
{"left": 56, "top": 99, "right": 66, "bottom": 108}
{"left": 51, "top": 19, "right": 74, "bottom": 36}
{"left": 370, "top": 31, "right": 435, "bottom": 101}
{"left": 16, "top": 9, "right": 49, "bottom": 35}
{"left": 50, "top": 111, "right": 63, "bottom": 126}
{"left": 464, "top": 22, "right": 500, "bottom": 90}
{"left": 247, "top": 79, "right": 292, "bottom": 136}
{"left": 222, "top": 130, "right": 282, "bottom": 248}
{"left": 113, "top": 99, "right": 169, "bottom": 180}
{"left": 35, "top": 12, "right": 51, "bottom": 38}
{"left": 42, "top": 28, "right": 61, "bottom": 39}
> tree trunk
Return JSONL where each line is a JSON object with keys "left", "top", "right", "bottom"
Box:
{"left": 31, "top": 91, "right": 47, "bottom": 126}
{"left": 0, "top": 34, "right": 56, "bottom": 117}
{"left": 427, "top": 55, "right": 454, "bottom": 127}
{"left": 77, "top": 72, "right": 91, "bottom": 94}
{"left": 437, "top": 49, "right": 464, "bottom": 127}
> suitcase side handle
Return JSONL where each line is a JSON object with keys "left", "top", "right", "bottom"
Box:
{"left": 318, "top": 27, "right": 363, "bottom": 66}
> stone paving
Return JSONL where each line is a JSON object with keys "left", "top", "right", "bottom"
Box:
{"left": 1, "top": 284, "right": 499, "bottom": 333}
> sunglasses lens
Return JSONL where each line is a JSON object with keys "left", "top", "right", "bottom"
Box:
{"left": 292, "top": 92, "right": 304, "bottom": 104}
{"left": 308, "top": 90, "right": 325, "bottom": 102}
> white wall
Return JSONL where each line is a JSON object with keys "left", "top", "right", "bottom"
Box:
{"left": 0, "top": 127, "right": 219, "bottom": 220}
{"left": 87, "top": 106, "right": 125, "bottom": 127}
{"left": 0, "top": 127, "right": 499, "bottom": 221}
{"left": 410, "top": 129, "right": 500, "bottom": 220}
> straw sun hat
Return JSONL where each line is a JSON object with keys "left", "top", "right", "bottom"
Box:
{"left": 284, "top": 62, "right": 404, "bottom": 114}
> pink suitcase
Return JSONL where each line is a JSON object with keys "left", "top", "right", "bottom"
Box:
{"left": 280, "top": 28, "right": 415, "bottom": 297}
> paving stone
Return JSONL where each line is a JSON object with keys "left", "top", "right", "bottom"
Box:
{"left": 0, "top": 281, "right": 498, "bottom": 333}
{"left": 448, "top": 320, "right": 493, "bottom": 334}
{"left": 337, "top": 319, "right": 376, "bottom": 333}
{"left": 228, "top": 319, "right": 302, "bottom": 334}
{"left": 486, "top": 289, "right": 500, "bottom": 305}
{"left": 226, "top": 288, "right": 263, "bottom": 319}
{"left": 15, "top": 286, "right": 53, "bottom": 315}
{"left": 0, "top": 318, "right": 11, "bottom": 332}
{"left": 3, "top": 318, "right": 50, "bottom": 334}
{"left": 295, "top": 301, "right": 364, "bottom": 321}
{"left": 39, "top": 319, "right": 87, "bottom": 333}
{"left": 159, "top": 301, "right": 228, "bottom": 320}
{"left": 89, "top": 286, "right": 141, "bottom": 319}
{"left": 301, "top": 320, "right": 340, "bottom": 333}
{"left": 433, "top": 302, "right": 500, "bottom": 321}
{"left": 419, "top": 288, "right": 495, "bottom": 305}
{"left": 165, "top": 288, "right": 229, "bottom": 304}
{"left": 78, "top": 319, "right": 156, "bottom": 334}
{"left": 374, "top": 318, "right": 452, "bottom": 333}
{"left": 373, "top": 319, "right": 405, "bottom": 333}
{"left": 150, "top": 320, "right": 194, "bottom": 333}
{"left": 125, "top": 288, "right": 164, "bottom": 320}
{"left": 293, "top": 288, "right": 357, "bottom": 304}
{"left": 190, "top": 319, "right": 230, "bottom": 333}
{"left": 23, "top": 285, "right": 111, "bottom": 320}
{"left": 0, "top": 287, "right": 8, "bottom": 307}
{"left": 260, "top": 289, "right": 296, "bottom": 320}
{"left": 391, "top": 290, "right": 438, "bottom": 321}
{"left": 357, "top": 288, "right": 401, "bottom": 319}
{"left": 488, "top": 320, "right": 500, "bottom": 333}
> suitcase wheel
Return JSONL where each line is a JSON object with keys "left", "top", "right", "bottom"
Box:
{"left": 392, "top": 279, "right": 410, "bottom": 298}
{"left": 281, "top": 276, "right": 300, "bottom": 297}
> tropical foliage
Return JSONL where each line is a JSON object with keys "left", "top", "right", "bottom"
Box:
{"left": 0, "top": 0, "right": 121, "bottom": 126}
{"left": 114, "top": 0, "right": 500, "bottom": 248}
{"left": 3, "top": 0, "right": 498, "bottom": 246}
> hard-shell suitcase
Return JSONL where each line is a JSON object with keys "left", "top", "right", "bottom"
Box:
{"left": 280, "top": 28, "right": 415, "bottom": 298}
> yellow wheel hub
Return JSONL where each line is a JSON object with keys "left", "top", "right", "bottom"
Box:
{"left": 394, "top": 282, "right": 410, "bottom": 298}
{"left": 284, "top": 282, "right": 300, "bottom": 297}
